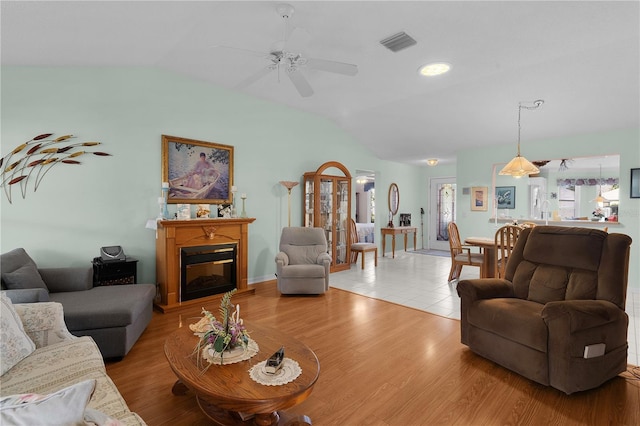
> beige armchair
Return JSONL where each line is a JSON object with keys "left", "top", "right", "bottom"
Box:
{"left": 275, "top": 227, "right": 331, "bottom": 295}
{"left": 457, "top": 226, "right": 632, "bottom": 394}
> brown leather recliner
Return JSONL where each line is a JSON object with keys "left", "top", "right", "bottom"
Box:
{"left": 457, "top": 226, "right": 632, "bottom": 394}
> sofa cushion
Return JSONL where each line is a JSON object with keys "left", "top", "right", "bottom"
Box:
{"left": 527, "top": 264, "right": 569, "bottom": 304}
{"left": 468, "top": 298, "right": 547, "bottom": 352}
{"left": 2, "top": 264, "right": 48, "bottom": 292}
{"left": 565, "top": 269, "right": 598, "bottom": 300}
{"left": 0, "top": 249, "right": 47, "bottom": 292}
{"left": 0, "top": 248, "right": 37, "bottom": 275}
{"left": 0, "top": 379, "right": 95, "bottom": 425}
{"left": 50, "top": 285, "right": 155, "bottom": 330}
{"left": 283, "top": 245, "right": 325, "bottom": 266}
{"left": 0, "top": 294, "right": 36, "bottom": 375}
{"left": 522, "top": 227, "right": 605, "bottom": 271}
{"left": 280, "top": 264, "right": 326, "bottom": 278}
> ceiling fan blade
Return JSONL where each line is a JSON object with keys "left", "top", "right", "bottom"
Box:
{"left": 235, "top": 66, "right": 275, "bottom": 90}
{"left": 306, "top": 58, "right": 358, "bottom": 76}
{"left": 287, "top": 69, "right": 314, "bottom": 97}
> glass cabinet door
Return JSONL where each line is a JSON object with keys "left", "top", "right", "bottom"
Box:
{"left": 334, "top": 178, "right": 349, "bottom": 266}
{"left": 319, "top": 179, "right": 333, "bottom": 253}
{"left": 304, "top": 177, "right": 314, "bottom": 227}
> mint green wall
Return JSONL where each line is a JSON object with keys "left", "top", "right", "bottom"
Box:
{"left": 456, "top": 129, "right": 640, "bottom": 289}
{"left": 0, "top": 66, "right": 425, "bottom": 283}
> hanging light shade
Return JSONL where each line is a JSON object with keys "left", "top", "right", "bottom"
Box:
{"left": 499, "top": 100, "right": 544, "bottom": 178}
{"left": 590, "top": 165, "right": 608, "bottom": 204}
{"left": 499, "top": 155, "right": 540, "bottom": 177}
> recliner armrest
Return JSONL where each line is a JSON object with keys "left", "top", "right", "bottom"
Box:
{"left": 541, "top": 299, "right": 626, "bottom": 332}
{"left": 276, "top": 251, "right": 289, "bottom": 266}
{"left": 456, "top": 278, "right": 514, "bottom": 301}
{"left": 316, "top": 252, "right": 331, "bottom": 266}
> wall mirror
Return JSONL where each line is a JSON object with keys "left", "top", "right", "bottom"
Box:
{"left": 388, "top": 183, "right": 399, "bottom": 216}
{"left": 493, "top": 154, "right": 620, "bottom": 222}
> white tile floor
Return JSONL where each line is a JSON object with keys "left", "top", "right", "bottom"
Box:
{"left": 331, "top": 250, "right": 640, "bottom": 366}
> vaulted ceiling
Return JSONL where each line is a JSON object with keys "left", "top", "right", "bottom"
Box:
{"left": 2, "top": 1, "right": 638, "bottom": 166}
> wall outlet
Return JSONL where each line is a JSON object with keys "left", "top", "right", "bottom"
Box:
{"left": 583, "top": 343, "right": 606, "bottom": 359}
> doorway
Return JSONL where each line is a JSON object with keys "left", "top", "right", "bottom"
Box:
{"left": 354, "top": 170, "right": 375, "bottom": 243}
{"left": 429, "top": 177, "right": 456, "bottom": 250}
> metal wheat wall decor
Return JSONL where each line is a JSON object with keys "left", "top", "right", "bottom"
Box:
{"left": 0, "top": 133, "right": 111, "bottom": 203}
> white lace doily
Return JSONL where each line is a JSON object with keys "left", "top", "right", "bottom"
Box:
{"left": 203, "top": 338, "right": 259, "bottom": 365}
{"left": 248, "top": 358, "right": 302, "bottom": 386}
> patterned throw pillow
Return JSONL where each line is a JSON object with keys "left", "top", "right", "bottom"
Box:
{"left": 0, "top": 293, "right": 36, "bottom": 375}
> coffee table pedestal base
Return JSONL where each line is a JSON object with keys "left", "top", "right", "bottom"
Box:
{"left": 197, "top": 396, "right": 311, "bottom": 426}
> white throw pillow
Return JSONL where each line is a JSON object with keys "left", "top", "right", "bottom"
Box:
{"left": 0, "top": 293, "right": 36, "bottom": 375}
{"left": 0, "top": 379, "right": 95, "bottom": 425}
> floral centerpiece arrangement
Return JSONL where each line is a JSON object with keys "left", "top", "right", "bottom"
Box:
{"left": 592, "top": 207, "right": 605, "bottom": 219}
{"left": 190, "top": 289, "right": 253, "bottom": 367}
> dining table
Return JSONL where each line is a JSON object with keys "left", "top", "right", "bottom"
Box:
{"left": 464, "top": 236, "right": 497, "bottom": 278}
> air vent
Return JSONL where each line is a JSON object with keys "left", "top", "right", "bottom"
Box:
{"left": 380, "top": 31, "right": 417, "bottom": 52}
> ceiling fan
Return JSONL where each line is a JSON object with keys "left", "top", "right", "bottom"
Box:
{"left": 219, "top": 3, "right": 358, "bottom": 98}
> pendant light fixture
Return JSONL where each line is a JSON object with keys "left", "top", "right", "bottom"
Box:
{"left": 499, "top": 100, "right": 544, "bottom": 178}
{"left": 591, "top": 164, "right": 608, "bottom": 204}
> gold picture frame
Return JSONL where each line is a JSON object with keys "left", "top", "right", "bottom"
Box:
{"left": 471, "top": 186, "right": 488, "bottom": 211}
{"left": 162, "top": 135, "right": 234, "bottom": 204}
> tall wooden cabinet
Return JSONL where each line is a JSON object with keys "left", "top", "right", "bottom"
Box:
{"left": 303, "top": 161, "right": 352, "bottom": 272}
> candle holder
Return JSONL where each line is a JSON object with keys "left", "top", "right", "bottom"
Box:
{"left": 241, "top": 194, "right": 247, "bottom": 218}
{"left": 231, "top": 186, "right": 238, "bottom": 218}
{"left": 162, "top": 187, "right": 170, "bottom": 219}
{"left": 157, "top": 197, "right": 165, "bottom": 220}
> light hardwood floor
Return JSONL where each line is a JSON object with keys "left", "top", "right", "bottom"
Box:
{"left": 106, "top": 282, "right": 640, "bottom": 425}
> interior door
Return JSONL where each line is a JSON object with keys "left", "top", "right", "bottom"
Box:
{"left": 429, "top": 177, "right": 456, "bottom": 250}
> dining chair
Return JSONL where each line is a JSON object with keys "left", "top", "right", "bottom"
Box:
{"left": 349, "top": 218, "right": 377, "bottom": 269}
{"left": 520, "top": 222, "right": 537, "bottom": 228}
{"left": 447, "top": 222, "right": 484, "bottom": 281}
{"left": 494, "top": 225, "right": 523, "bottom": 278}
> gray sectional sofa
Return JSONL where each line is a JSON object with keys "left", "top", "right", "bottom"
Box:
{"left": 1, "top": 248, "right": 155, "bottom": 359}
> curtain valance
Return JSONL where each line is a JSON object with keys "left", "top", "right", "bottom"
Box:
{"left": 557, "top": 178, "right": 618, "bottom": 186}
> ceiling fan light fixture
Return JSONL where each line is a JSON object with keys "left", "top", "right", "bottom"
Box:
{"left": 419, "top": 62, "right": 451, "bottom": 77}
{"left": 276, "top": 3, "right": 295, "bottom": 19}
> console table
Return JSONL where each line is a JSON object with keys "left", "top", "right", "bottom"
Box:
{"left": 381, "top": 226, "right": 417, "bottom": 258}
{"left": 92, "top": 257, "right": 138, "bottom": 286}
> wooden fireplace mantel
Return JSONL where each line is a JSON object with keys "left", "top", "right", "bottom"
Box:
{"left": 155, "top": 218, "right": 256, "bottom": 313}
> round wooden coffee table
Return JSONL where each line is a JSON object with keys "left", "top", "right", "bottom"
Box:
{"left": 164, "top": 323, "right": 320, "bottom": 425}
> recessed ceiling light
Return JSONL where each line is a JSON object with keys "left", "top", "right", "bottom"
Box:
{"left": 419, "top": 63, "right": 451, "bottom": 77}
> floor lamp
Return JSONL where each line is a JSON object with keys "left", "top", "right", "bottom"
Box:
{"left": 279, "top": 180, "right": 299, "bottom": 227}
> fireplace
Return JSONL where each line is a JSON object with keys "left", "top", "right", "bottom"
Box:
{"left": 180, "top": 244, "right": 237, "bottom": 302}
